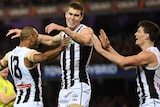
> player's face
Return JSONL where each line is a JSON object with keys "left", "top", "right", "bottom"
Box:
{"left": 134, "top": 26, "right": 147, "bottom": 46}
{"left": 65, "top": 7, "right": 83, "bottom": 30}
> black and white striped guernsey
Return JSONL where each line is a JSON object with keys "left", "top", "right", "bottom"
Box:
{"left": 60, "top": 24, "right": 93, "bottom": 89}
{"left": 8, "top": 47, "right": 43, "bottom": 104}
{"left": 136, "top": 47, "right": 160, "bottom": 105}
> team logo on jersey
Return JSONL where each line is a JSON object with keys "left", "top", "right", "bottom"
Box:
{"left": 72, "top": 94, "right": 78, "bottom": 98}
{"left": 17, "top": 83, "right": 32, "bottom": 90}
{"left": 72, "top": 94, "right": 78, "bottom": 101}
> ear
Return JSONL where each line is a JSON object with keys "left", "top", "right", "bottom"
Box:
{"left": 65, "top": 12, "right": 67, "bottom": 18}
{"left": 28, "top": 35, "right": 33, "bottom": 42}
{"left": 145, "top": 33, "right": 150, "bottom": 39}
{"left": 80, "top": 15, "right": 84, "bottom": 21}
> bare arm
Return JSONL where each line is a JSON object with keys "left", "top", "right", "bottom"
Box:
{"left": 0, "top": 92, "right": 16, "bottom": 105}
{"left": 38, "top": 32, "right": 62, "bottom": 46}
{"left": 65, "top": 27, "right": 93, "bottom": 45}
{"left": 26, "top": 37, "right": 70, "bottom": 65}
{"left": 0, "top": 52, "right": 10, "bottom": 71}
{"left": 45, "top": 23, "right": 94, "bottom": 45}
{"left": 92, "top": 35, "right": 157, "bottom": 70}
{"left": 6, "top": 28, "right": 62, "bottom": 47}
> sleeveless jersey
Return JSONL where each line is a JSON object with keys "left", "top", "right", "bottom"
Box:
{"left": 60, "top": 24, "right": 93, "bottom": 89}
{"left": 7, "top": 47, "right": 43, "bottom": 104}
{"left": 136, "top": 47, "right": 160, "bottom": 105}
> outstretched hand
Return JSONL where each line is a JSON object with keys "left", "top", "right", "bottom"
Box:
{"left": 92, "top": 34, "right": 103, "bottom": 53}
{"left": 6, "top": 28, "right": 22, "bottom": 39}
{"left": 99, "top": 29, "right": 110, "bottom": 50}
{"left": 45, "top": 23, "right": 65, "bottom": 34}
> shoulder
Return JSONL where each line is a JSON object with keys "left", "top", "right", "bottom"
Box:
{"left": 25, "top": 49, "right": 41, "bottom": 63}
{"left": 24, "top": 49, "right": 40, "bottom": 57}
{"left": 80, "top": 26, "right": 93, "bottom": 34}
{"left": 81, "top": 24, "right": 92, "bottom": 30}
{"left": 138, "top": 50, "right": 155, "bottom": 58}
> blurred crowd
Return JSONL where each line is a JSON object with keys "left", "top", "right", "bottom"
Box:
{"left": 0, "top": 0, "right": 68, "bottom": 7}
{"left": 0, "top": 0, "right": 78, "bottom": 8}
{"left": 0, "top": 0, "right": 109, "bottom": 7}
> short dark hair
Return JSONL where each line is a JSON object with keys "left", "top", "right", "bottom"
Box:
{"left": 20, "top": 26, "right": 34, "bottom": 41}
{"left": 138, "top": 20, "right": 160, "bottom": 42}
{"left": 66, "top": 1, "right": 84, "bottom": 16}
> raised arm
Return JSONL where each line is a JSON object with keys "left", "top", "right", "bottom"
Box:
{"left": 6, "top": 28, "right": 63, "bottom": 47}
{"left": 93, "top": 34, "right": 158, "bottom": 70}
{"left": 45, "top": 23, "right": 94, "bottom": 45}
{"left": 38, "top": 33, "right": 62, "bottom": 46}
{"left": 92, "top": 34, "right": 136, "bottom": 70}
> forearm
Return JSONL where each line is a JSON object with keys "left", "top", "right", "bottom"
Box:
{"left": 121, "top": 66, "right": 136, "bottom": 70}
{"left": 99, "top": 49, "right": 135, "bottom": 70}
{"left": 38, "top": 34, "right": 60, "bottom": 46}
{"left": 107, "top": 46, "right": 119, "bottom": 54}
{"left": 43, "top": 46, "right": 62, "bottom": 61}
{"left": 99, "top": 49, "right": 123, "bottom": 66}
{"left": 63, "top": 28, "right": 92, "bottom": 45}
{"left": 1, "top": 94, "right": 16, "bottom": 105}
{"left": 33, "top": 46, "right": 63, "bottom": 63}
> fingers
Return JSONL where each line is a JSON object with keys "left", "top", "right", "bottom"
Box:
{"left": 45, "top": 23, "right": 55, "bottom": 34}
{"left": 60, "top": 37, "right": 70, "bottom": 49}
{"left": 62, "top": 37, "right": 70, "bottom": 43}
{"left": 11, "top": 34, "right": 20, "bottom": 39}
{"left": 100, "top": 29, "right": 106, "bottom": 39}
{"left": 100, "top": 29, "right": 110, "bottom": 41}
{"left": 99, "top": 34, "right": 103, "bottom": 42}
{"left": 6, "top": 29, "right": 21, "bottom": 39}
{"left": 45, "top": 26, "right": 54, "bottom": 34}
{"left": 91, "top": 34, "right": 97, "bottom": 41}
{"left": 6, "top": 29, "right": 15, "bottom": 36}
{"left": 45, "top": 25, "right": 51, "bottom": 34}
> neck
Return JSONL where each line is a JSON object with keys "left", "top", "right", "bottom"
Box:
{"left": 141, "top": 42, "right": 154, "bottom": 51}
{"left": 19, "top": 41, "right": 30, "bottom": 48}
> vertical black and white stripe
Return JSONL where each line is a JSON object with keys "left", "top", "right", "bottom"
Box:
{"left": 136, "top": 47, "right": 160, "bottom": 105}
{"left": 60, "top": 24, "right": 93, "bottom": 89}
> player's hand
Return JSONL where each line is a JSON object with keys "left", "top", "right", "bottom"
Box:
{"left": 92, "top": 34, "right": 103, "bottom": 53}
{"left": 45, "top": 23, "right": 65, "bottom": 34}
{"left": 6, "top": 28, "right": 22, "bottom": 39}
{"left": 59, "top": 37, "right": 70, "bottom": 50}
{"left": 99, "top": 29, "right": 110, "bottom": 50}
